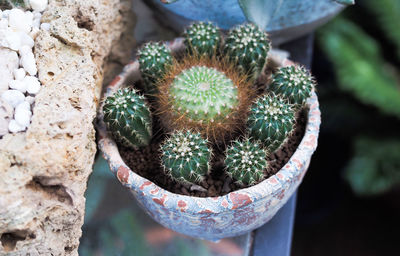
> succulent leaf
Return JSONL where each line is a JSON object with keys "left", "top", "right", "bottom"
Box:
{"left": 225, "top": 138, "right": 267, "bottom": 185}
{"left": 103, "top": 88, "right": 152, "bottom": 149}
{"left": 224, "top": 23, "right": 270, "bottom": 80}
{"left": 184, "top": 22, "right": 221, "bottom": 57}
{"left": 161, "top": 131, "right": 211, "bottom": 185}
{"left": 247, "top": 93, "right": 295, "bottom": 152}
{"left": 269, "top": 65, "right": 314, "bottom": 106}
{"left": 138, "top": 42, "right": 173, "bottom": 93}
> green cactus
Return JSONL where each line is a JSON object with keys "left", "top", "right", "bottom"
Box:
{"left": 225, "top": 138, "right": 268, "bottom": 185}
{"left": 223, "top": 23, "right": 270, "bottom": 79}
{"left": 247, "top": 93, "right": 295, "bottom": 152}
{"left": 103, "top": 88, "right": 152, "bottom": 149}
{"left": 269, "top": 65, "right": 315, "bottom": 106}
{"left": 138, "top": 42, "right": 173, "bottom": 93}
{"left": 184, "top": 22, "right": 221, "bottom": 57}
{"left": 161, "top": 130, "right": 211, "bottom": 185}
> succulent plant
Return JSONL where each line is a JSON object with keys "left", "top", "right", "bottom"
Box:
{"left": 269, "top": 65, "right": 315, "bottom": 106}
{"left": 103, "top": 88, "right": 152, "bottom": 149}
{"left": 138, "top": 42, "right": 173, "bottom": 93}
{"left": 224, "top": 23, "right": 270, "bottom": 80}
{"left": 247, "top": 93, "right": 295, "bottom": 152}
{"left": 225, "top": 138, "right": 268, "bottom": 185}
{"left": 161, "top": 130, "right": 211, "bottom": 185}
{"left": 184, "top": 22, "right": 221, "bottom": 57}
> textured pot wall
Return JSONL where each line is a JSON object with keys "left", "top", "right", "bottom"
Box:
{"left": 0, "top": 0, "right": 134, "bottom": 255}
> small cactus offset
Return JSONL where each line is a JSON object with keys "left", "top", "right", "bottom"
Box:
{"left": 225, "top": 138, "right": 268, "bottom": 185}
{"left": 138, "top": 42, "right": 173, "bottom": 93}
{"left": 247, "top": 93, "right": 295, "bottom": 152}
{"left": 184, "top": 22, "right": 221, "bottom": 57}
{"left": 224, "top": 23, "right": 270, "bottom": 79}
{"left": 161, "top": 130, "right": 211, "bottom": 185}
{"left": 269, "top": 65, "right": 315, "bottom": 106}
{"left": 103, "top": 88, "right": 152, "bottom": 149}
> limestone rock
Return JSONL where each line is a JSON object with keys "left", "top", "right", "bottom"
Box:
{"left": 0, "top": 0, "right": 134, "bottom": 255}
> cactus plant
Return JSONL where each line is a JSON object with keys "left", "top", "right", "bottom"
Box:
{"left": 103, "top": 88, "right": 152, "bottom": 149}
{"left": 138, "top": 42, "right": 173, "bottom": 93}
{"left": 184, "top": 22, "right": 221, "bottom": 57}
{"left": 161, "top": 130, "right": 211, "bottom": 185}
{"left": 269, "top": 65, "right": 315, "bottom": 106}
{"left": 225, "top": 138, "right": 268, "bottom": 185}
{"left": 223, "top": 23, "right": 270, "bottom": 79}
{"left": 247, "top": 93, "right": 295, "bottom": 152}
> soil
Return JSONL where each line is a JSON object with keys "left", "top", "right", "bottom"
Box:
{"left": 119, "top": 107, "right": 307, "bottom": 198}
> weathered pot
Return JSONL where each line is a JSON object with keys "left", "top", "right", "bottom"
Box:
{"left": 147, "top": 0, "right": 346, "bottom": 44}
{"left": 96, "top": 38, "right": 321, "bottom": 241}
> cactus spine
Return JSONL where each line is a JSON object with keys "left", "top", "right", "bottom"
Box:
{"left": 269, "top": 65, "right": 314, "bottom": 105}
{"left": 225, "top": 138, "right": 267, "bottom": 185}
{"left": 161, "top": 130, "right": 211, "bottom": 185}
{"left": 138, "top": 42, "right": 173, "bottom": 93}
{"left": 103, "top": 88, "right": 152, "bottom": 149}
{"left": 247, "top": 93, "right": 295, "bottom": 152}
{"left": 184, "top": 22, "right": 221, "bottom": 57}
{"left": 224, "top": 23, "right": 270, "bottom": 79}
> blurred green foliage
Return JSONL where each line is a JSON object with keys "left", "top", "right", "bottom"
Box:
{"left": 318, "top": 0, "right": 400, "bottom": 196}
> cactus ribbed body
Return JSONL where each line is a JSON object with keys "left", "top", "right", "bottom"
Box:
{"left": 224, "top": 23, "right": 270, "bottom": 79}
{"left": 170, "top": 66, "right": 238, "bottom": 122}
{"left": 184, "top": 22, "right": 221, "bottom": 57}
{"left": 247, "top": 94, "right": 295, "bottom": 152}
{"left": 103, "top": 88, "right": 152, "bottom": 149}
{"left": 138, "top": 42, "right": 173, "bottom": 93}
{"left": 225, "top": 138, "right": 267, "bottom": 185}
{"left": 161, "top": 131, "right": 211, "bottom": 185}
{"left": 269, "top": 65, "right": 314, "bottom": 105}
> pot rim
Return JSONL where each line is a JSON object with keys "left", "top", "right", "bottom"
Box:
{"left": 96, "top": 38, "right": 321, "bottom": 215}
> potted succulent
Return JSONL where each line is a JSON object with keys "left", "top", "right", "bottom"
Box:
{"left": 148, "top": 0, "right": 354, "bottom": 44}
{"left": 97, "top": 22, "right": 321, "bottom": 241}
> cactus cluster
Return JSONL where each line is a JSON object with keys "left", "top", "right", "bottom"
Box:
{"left": 161, "top": 130, "right": 211, "bottom": 185}
{"left": 225, "top": 138, "right": 267, "bottom": 185}
{"left": 224, "top": 23, "right": 270, "bottom": 79}
{"left": 103, "top": 21, "right": 315, "bottom": 187}
{"left": 269, "top": 65, "right": 314, "bottom": 106}
{"left": 184, "top": 22, "right": 221, "bottom": 57}
{"left": 103, "top": 88, "right": 152, "bottom": 149}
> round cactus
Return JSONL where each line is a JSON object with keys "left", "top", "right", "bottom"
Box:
{"left": 138, "top": 42, "right": 173, "bottom": 93}
{"left": 103, "top": 88, "right": 152, "bottom": 149}
{"left": 223, "top": 23, "right": 270, "bottom": 80}
{"left": 247, "top": 93, "right": 295, "bottom": 152}
{"left": 184, "top": 22, "right": 221, "bottom": 57}
{"left": 225, "top": 138, "right": 268, "bottom": 185}
{"left": 269, "top": 65, "right": 315, "bottom": 105}
{"left": 161, "top": 130, "right": 211, "bottom": 185}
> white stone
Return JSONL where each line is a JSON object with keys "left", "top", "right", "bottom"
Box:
{"left": 24, "top": 76, "right": 41, "bottom": 94}
{"left": 8, "top": 119, "right": 26, "bottom": 133}
{"left": 2, "top": 10, "right": 10, "bottom": 19}
{"left": 1, "top": 90, "right": 25, "bottom": 108}
{"left": 0, "top": 99, "right": 13, "bottom": 120}
{"left": 0, "top": 48, "right": 19, "bottom": 93}
{"left": 20, "top": 52, "right": 37, "bottom": 76}
{"left": 9, "top": 80, "right": 27, "bottom": 93}
{"left": 14, "top": 68, "right": 26, "bottom": 81}
{"left": 8, "top": 9, "right": 32, "bottom": 33}
{"left": 0, "top": 19, "right": 8, "bottom": 29}
{"left": 20, "top": 32, "right": 35, "bottom": 48}
{"left": 40, "top": 23, "right": 50, "bottom": 31}
{"left": 15, "top": 105, "right": 32, "bottom": 127}
{"left": 30, "top": 27, "right": 40, "bottom": 39}
{"left": 33, "top": 18, "right": 41, "bottom": 29}
{"left": 33, "top": 11, "right": 42, "bottom": 19}
{"left": 19, "top": 44, "right": 32, "bottom": 56}
{"left": 25, "top": 96, "right": 35, "bottom": 105}
{"left": 0, "top": 28, "right": 21, "bottom": 51}
{"left": 16, "top": 101, "right": 31, "bottom": 112}
{"left": 29, "top": 0, "right": 49, "bottom": 12}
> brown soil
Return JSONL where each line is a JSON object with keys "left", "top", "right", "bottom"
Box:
{"left": 119, "top": 108, "right": 307, "bottom": 198}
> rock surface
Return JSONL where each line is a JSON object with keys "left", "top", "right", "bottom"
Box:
{"left": 0, "top": 0, "right": 134, "bottom": 255}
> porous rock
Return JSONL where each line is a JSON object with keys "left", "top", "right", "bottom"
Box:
{"left": 0, "top": 0, "right": 134, "bottom": 255}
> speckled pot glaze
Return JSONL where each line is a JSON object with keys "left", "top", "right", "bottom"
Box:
{"left": 96, "top": 38, "right": 321, "bottom": 241}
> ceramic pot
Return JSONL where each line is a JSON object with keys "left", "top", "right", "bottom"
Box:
{"left": 96, "top": 38, "right": 321, "bottom": 241}
{"left": 147, "top": 0, "right": 346, "bottom": 44}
